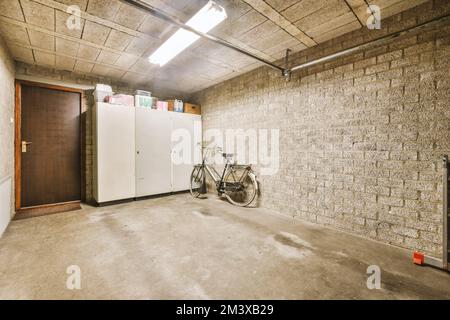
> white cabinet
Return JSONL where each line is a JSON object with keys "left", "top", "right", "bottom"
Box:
{"left": 135, "top": 108, "right": 172, "bottom": 197}
{"left": 171, "top": 112, "right": 202, "bottom": 192}
{"left": 94, "top": 103, "right": 202, "bottom": 203}
{"left": 135, "top": 108, "right": 202, "bottom": 197}
{"left": 93, "top": 103, "right": 136, "bottom": 203}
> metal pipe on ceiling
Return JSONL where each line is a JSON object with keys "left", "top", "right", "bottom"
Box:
{"left": 120, "top": 0, "right": 450, "bottom": 79}
{"left": 288, "top": 13, "right": 450, "bottom": 74}
{"left": 118, "top": 0, "right": 287, "bottom": 73}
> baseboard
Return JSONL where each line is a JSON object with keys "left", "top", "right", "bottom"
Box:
{"left": 96, "top": 190, "right": 192, "bottom": 206}
{"left": 135, "top": 190, "right": 190, "bottom": 201}
{"left": 95, "top": 198, "right": 135, "bottom": 207}
{"left": 14, "top": 201, "right": 82, "bottom": 220}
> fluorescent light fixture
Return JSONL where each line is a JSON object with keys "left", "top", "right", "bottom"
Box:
{"left": 149, "top": 1, "right": 227, "bottom": 66}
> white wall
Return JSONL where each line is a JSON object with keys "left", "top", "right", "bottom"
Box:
{"left": 0, "top": 35, "right": 15, "bottom": 236}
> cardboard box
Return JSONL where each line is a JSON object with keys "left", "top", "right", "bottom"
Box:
{"left": 167, "top": 100, "right": 174, "bottom": 111}
{"left": 184, "top": 103, "right": 201, "bottom": 115}
{"left": 167, "top": 99, "right": 184, "bottom": 112}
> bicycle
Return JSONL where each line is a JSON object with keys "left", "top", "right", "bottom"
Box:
{"left": 189, "top": 146, "right": 258, "bottom": 207}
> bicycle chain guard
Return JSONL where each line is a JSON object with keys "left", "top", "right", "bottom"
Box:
{"left": 199, "top": 174, "right": 208, "bottom": 195}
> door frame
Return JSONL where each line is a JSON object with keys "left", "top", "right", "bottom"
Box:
{"left": 14, "top": 80, "right": 84, "bottom": 215}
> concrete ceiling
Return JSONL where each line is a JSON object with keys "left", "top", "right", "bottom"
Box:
{"left": 0, "top": 0, "right": 428, "bottom": 97}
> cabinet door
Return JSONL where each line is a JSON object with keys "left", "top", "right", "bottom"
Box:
{"left": 171, "top": 113, "right": 202, "bottom": 192}
{"left": 135, "top": 108, "right": 172, "bottom": 197}
{"left": 95, "top": 103, "right": 136, "bottom": 203}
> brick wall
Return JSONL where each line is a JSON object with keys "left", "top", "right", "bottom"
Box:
{"left": 15, "top": 62, "right": 151, "bottom": 203}
{"left": 193, "top": 0, "right": 450, "bottom": 258}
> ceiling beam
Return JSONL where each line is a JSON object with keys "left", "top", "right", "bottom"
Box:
{"left": 12, "top": 41, "right": 217, "bottom": 89}
{"left": 290, "top": 12, "right": 450, "bottom": 74}
{"left": 30, "top": 0, "right": 276, "bottom": 68}
{"left": 31, "top": 0, "right": 159, "bottom": 42}
{"left": 241, "top": 0, "right": 317, "bottom": 47}
{"left": 119, "top": 0, "right": 286, "bottom": 73}
{"left": 344, "top": 0, "right": 371, "bottom": 27}
{"left": 1, "top": 12, "right": 238, "bottom": 76}
{"left": 12, "top": 43, "right": 120, "bottom": 71}
{"left": 0, "top": 15, "right": 141, "bottom": 64}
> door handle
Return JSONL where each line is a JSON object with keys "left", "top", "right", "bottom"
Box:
{"left": 21, "top": 141, "right": 32, "bottom": 153}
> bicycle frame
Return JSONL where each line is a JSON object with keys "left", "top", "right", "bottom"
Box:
{"left": 195, "top": 148, "right": 254, "bottom": 194}
{"left": 201, "top": 158, "right": 231, "bottom": 193}
{"left": 203, "top": 162, "right": 222, "bottom": 185}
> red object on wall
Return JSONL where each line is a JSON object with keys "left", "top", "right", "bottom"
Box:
{"left": 413, "top": 252, "right": 425, "bottom": 265}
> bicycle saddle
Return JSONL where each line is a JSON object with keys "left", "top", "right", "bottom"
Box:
{"left": 222, "top": 153, "right": 234, "bottom": 159}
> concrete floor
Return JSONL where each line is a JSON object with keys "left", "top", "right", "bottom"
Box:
{"left": 0, "top": 194, "right": 448, "bottom": 300}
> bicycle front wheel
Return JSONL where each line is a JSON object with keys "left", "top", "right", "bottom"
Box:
{"left": 223, "top": 167, "right": 258, "bottom": 207}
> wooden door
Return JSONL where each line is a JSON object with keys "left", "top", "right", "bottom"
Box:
{"left": 19, "top": 83, "right": 81, "bottom": 209}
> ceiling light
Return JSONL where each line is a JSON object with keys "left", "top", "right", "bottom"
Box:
{"left": 149, "top": 1, "right": 227, "bottom": 67}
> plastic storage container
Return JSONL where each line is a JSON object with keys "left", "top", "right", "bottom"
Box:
{"left": 135, "top": 95, "right": 153, "bottom": 108}
{"left": 168, "top": 99, "right": 184, "bottom": 112}
{"left": 93, "top": 84, "right": 113, "bottom": 103}
{"left": 106, "top": 94, "right": 135, "bottom": 106}
{"left": 93, "top": 90, "right": 112, "bottom": 103}
{"left": 95, "top": 84, "right": 113, "bottom": 92}
{"left": 156, "top": 101, "right": 169, "bottom": 111}
{"left": 135, "top": 90, "right": 152, "bottom": 97}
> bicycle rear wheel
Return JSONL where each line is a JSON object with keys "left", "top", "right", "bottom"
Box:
{"left": 190, "top": 166, "right": 205, "bottom": 198}
{"left": 223, "top": 167, "right": 258, "bottom": 207}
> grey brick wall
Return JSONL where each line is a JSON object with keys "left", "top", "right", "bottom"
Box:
{"left": 193, "top": 0, "right": 450, "bottom": 258}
